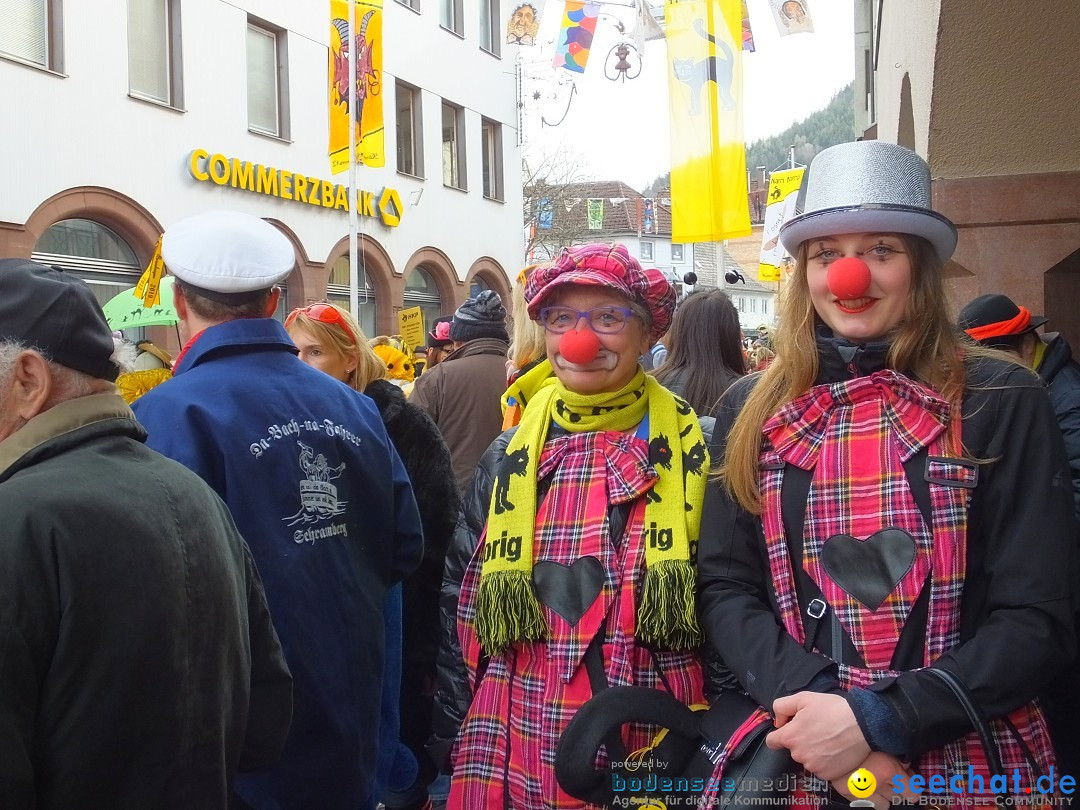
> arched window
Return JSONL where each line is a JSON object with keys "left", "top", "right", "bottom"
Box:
{"left": 469, "top": 275, "right": 492, "bottom": 299}
{"left": 33, "top": 219, "right": 148, "bottom": 338}
{"left": 327, "top": 256, "right": 377, "bottom": 337}
{"left": 404, "top": 267, "right": 445, "bottom": 339}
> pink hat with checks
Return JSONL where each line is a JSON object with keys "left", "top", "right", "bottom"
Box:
{"left": 524, "top": 243, "right": 675, "bottom": 340}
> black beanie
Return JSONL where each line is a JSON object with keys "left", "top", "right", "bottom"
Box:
{"left": 450, "top": 290, "right": 508, "bottom": 343}
{"left": 0, "top": 259, "right": 120, "bottom": 381}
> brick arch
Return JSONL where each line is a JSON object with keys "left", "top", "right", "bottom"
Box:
{"left": 263, "top": 218, "right": 314, "bottom": 306}
{"left": 324, "top": 234, "right": 396, "bottom": 334}
{"left": 464, "top": 256, "right": 512, "bottom": 306}
{"left": 402, "top": 246, "right": 459, "bottom": 313}
{"left": 23, "top": 186, "right": 163, "bottom": 265}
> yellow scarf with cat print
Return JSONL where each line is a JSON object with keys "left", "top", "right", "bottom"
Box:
{"left": 475, "top": 368, "right": 708, "bottom": 655}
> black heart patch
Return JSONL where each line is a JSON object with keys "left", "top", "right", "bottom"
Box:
{"left": 821, "top": 529, "right": 917, "bottom": 611}
{"left": 533, "top": 556, "right": 605, "bottom": 626}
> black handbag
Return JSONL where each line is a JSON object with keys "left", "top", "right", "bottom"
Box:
{"left": 555, "top": 684, "right": 803, "bottom": 808}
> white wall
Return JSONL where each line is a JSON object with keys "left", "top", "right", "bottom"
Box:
{"left": 0, "top": 0, "right": 523, "bottom": 282}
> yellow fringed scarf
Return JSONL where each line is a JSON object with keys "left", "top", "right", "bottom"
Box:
{"left": 476, "top": 368, "right": 709, "bottom": 655}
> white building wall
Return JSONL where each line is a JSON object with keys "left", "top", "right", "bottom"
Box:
{"left": 0, "top": 0, "right": 523, "bottom": 289}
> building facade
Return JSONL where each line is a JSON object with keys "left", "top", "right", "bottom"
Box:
{"left": 0, "top": 0, "right": 522, "bottom": 348}
{"left": 854, "top": 0, "right": 1080, "bottom": 348}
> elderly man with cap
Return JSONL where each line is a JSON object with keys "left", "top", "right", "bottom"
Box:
{"left": 131, "top": 211, "right": 423, "bottom": 810}
{"left": 0, "top": 259, "right": 292, "bottom": 807}
{"left": 411, "top": 290, "right": 510, "bottom": 494}
{"left": 959, "top": 293, "right": 1080, "bottom": 515}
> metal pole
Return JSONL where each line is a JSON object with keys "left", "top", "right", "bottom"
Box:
{"left": 789, "top": 144, "right": 796, "bottom": 169}
{"left": 348, "top": 0, "right": 359, "bottom": 318}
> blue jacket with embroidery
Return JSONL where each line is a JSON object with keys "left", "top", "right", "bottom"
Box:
{"left": 133, "top": 318, "right": 423, "bottom": 809}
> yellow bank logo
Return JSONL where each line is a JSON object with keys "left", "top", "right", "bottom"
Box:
{"left": 187, "top": 149, "right": 402, "bottom": 227}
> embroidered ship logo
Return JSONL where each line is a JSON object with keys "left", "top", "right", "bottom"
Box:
{"left": 284, "top": 441, "right": 347, "bottom": 526}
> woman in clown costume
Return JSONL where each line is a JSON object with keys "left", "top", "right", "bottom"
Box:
{"left": 698, "top": 141, "right": 1075, "bottom": 806}
{"left": 431, "top": 244, "right": 712, "bottom": 808}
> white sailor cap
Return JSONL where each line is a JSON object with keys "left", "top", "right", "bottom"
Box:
{"left": 162, "top": 210, "right": 295, "bottom": 295}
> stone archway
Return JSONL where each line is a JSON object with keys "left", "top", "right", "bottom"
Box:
{"left": 324, "top": 235, "right": 396, "bottom": 335}
{"left": 263, "top": 218, "right": 314, "bottom": 310}
{"left": 464, "top": 256, "right": 512, "bottom": 307}
{"left": 22, "top": 186, "right": 163, "bottom": 265}
{"left": 401, "top": 246, "right": 458, "bottom": 309}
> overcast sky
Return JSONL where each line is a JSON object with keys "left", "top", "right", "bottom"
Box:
{"left": 521, "top": 0, "right": 855, "bottom": 190}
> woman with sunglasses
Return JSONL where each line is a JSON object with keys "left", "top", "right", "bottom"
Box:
{"left": 431, "top": 244, "right": 712, "bottom": 809}
{"left": 286, "top": 303, "right": 459, "bottom": 810}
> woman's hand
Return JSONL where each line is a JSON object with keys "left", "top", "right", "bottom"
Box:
{"left": 765, "top": 691, "right": 870, "bottom": 781}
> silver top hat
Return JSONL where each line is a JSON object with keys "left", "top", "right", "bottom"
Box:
{"left": 779, "top": 141, "right": 957, "bottom": 262}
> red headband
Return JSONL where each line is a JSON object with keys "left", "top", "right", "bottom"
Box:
{"left": 964, "top": 305, "right": 1033, "bottom": 341}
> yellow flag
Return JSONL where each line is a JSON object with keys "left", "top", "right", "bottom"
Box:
{"left": 134, "top": 236, "right": 165, "bottom": 308}
{"left": 329, "top": 0, "right": 384, "bottom": 173}
{"left": 665, "top": 0, "right": 751, "bottom": 242}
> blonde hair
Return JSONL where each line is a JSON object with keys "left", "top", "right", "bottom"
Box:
{"left": 287, "top": 303, "right": 387, "bottom": 391}
{"left": 508, "top": 265, "right": 548, "bottom": 370}
{"left": 721, "top": 234, "right": 968, "bottom": 514}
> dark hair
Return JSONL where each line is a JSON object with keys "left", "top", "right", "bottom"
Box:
{"left": 176, "top": 280, "right": 275, "bottom": 322}
{"left": 653, "top": 289, "right": 747, "bottom": 416}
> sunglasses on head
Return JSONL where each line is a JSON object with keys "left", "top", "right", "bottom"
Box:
{"left": 285, "top": 303, "right": 356, "bottom": 343}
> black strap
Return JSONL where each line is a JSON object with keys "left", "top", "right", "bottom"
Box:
{"left": 582, "top": 626, "right": 628, "bottom": 765}
{"left": 922, "top": 668, "right": 1004, "bottom": 777}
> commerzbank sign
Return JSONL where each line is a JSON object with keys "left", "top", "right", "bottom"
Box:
{"left": 187, "top": 148, "right": 403, "bottom": 227}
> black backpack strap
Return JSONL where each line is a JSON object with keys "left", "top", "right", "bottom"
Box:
{"left": 582, "top": 621, "right": 628, "bottom": 765}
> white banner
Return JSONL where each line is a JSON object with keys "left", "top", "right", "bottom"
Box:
{"left": 768, "top": 0, "right": 814, "bottom": 35}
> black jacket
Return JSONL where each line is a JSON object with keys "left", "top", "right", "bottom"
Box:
{"left": 0, "top": 394, "right": 292, "bottom": 808}
{"left": 365, "top": 379, "right": 460, "bottom": 759}
{"left": 697, "top": 337, "right": 1077, "bottom": 762}
{"left": 1039, "top": 332, "right": 1080, "bottom": 517}
{"left": 429, "top": 416, "right": 716, "bottom": 769}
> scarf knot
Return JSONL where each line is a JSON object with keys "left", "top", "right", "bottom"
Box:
{"left": 764, "top": 369, "right": 950, "bottom": 469}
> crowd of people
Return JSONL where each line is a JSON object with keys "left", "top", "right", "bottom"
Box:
{"left": 0, "top": 139, "right": 1077, "bottom": 810}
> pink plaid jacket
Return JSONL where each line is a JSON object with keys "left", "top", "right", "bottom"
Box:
{"left": 447, "top": 430, "right": 705, "bottom": 810}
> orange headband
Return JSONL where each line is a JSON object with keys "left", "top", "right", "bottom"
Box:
{"left": 965, "top": 306, "right": 1032, "bottom": 341}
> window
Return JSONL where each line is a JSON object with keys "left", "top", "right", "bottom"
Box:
{"left": 442, "top": 101, "right": 466, "bottom": 190}
{"left": 480, "top": 0, "right": 501, "bottom": 56}
{"left": 404, "top": 267, "right": 445, "bottom": 333}
{"left": 440, "top": 0, "right": 462, "bottom": 35}
{"left": 327, "top": 256, "right": 377, "bottom": 337}
{"left": 762, "top": 298, "right": 769, "bottom": 316}
{"left": 671, "top": 244, "right": 684, "bottom": 263}
{"left": 640, "top": 242, "right": 654, "bottom": 261}
{"left": 33, "top": 219, "right": 145, "bottom": 336}
{"left": 128, "top": 0, "right": 182, "bottom": 106}
{"left": 0, "top": 0, "right": 61, "bottom": 70}
{"left": 481, "top": 118, "right": 503, "bottom": 200}
{"left": 749, "top": 298, "right": 757, "bottom": 313}
{"left": 396, "top": 81, "right": 423, "bottom": 177}
{"left": 469, "top": 276, "right": 492, "bottom": 299}
{"left": 395, "top": 0, "right": 419, "bottom": 9}
{"left": 247, "top": 21, "right": 289, "bottom": 138}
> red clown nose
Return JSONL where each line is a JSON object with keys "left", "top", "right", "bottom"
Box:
{"left": 827, "top": 257, "right": 872, "bottom": 300}
{"left": 559, "top": 328, "right": 601, "bottom": 365}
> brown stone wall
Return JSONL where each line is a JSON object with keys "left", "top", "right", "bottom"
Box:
{"left": 935, "top": 171, "right": 1080, "bottom": 349}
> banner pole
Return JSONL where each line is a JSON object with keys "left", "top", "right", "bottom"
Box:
{"left": 348, "top": 0, "right": 359, "bottom": 318}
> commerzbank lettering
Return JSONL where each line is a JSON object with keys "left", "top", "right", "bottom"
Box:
{"left": 187, "top": 148, "right": 402, "bottom": 227}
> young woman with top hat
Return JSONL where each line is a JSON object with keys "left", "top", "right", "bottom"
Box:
{"left": 431, "top": 243, "right": 713, "bottom": 809}
{"left": 286, "top": 303, "right": 458, "bottom": 810}
{"left": 697, "top": 140, "right": 1075, "bottom": 806}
